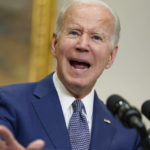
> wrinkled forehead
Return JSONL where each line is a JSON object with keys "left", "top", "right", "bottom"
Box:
{"left": 62, "top": 3, "right": 115, "bottom": 35}
{"left": 64, "top": 2, "right": 115, "bottom": 21}
{"left": 63, "top": 3, "right": 115, "bottom": 26}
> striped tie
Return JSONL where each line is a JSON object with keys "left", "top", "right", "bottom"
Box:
{"left": 68, "top": 100, "right": 90, "bottom": 150}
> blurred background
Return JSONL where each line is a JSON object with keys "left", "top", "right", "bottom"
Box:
{"left": 0, "top": 0, "right": 150, "bottom": 127}
{"left": 0, "top": 0, "right": 32, "bottom": 85}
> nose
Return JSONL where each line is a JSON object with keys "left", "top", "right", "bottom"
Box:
{"left": 76, "top": 34, "right": 90, "bottom": 52}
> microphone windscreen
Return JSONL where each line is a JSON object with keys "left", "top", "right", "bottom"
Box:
{"left": 107, "top": 95, "right": 124, "bottom": 112}
{"left": 141, "top": 100, "right": 150, "bottom": 120}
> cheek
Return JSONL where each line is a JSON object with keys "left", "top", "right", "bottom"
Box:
{"left": 58, "top": 39, "right": 75, "bottom": 54}
{"left": 94, "top": 48, "right": 111, "bottom": 67}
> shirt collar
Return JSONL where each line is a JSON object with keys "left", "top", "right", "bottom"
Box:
{"left": 53, "top": 72, "right": 94, "bottom": 121}
{"left": 53, "top": 72, "right": 74, "bottom": 115}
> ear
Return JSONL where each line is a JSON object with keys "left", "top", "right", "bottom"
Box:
{"left": 51, "top": 33, "right": 58, "bottom": 57}
{"left": 105, "top": 45, "right": 118, "bottom": 69}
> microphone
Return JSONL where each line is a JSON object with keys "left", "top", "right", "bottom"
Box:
{"left": 142, "top": 100, "right": 150, "bottom": 120}
{"left": 106, "top": 94, "right": 150, "bottom": 149}
{"left": 106, "top": 94, "right": 143, "bottom": 129}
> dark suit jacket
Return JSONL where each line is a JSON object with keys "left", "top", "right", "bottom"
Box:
{"left": 0, "top": 73, "right": 143, "bottom": 150}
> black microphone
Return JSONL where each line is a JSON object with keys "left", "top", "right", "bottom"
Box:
{"left": 106, "top": 95, "right": 144, "bottom": 129}
{"left": 142, "top": 100, "right": 150, "bottom": 121}
{"left": 107, "top": 95, "right": 150, "bottom": 150}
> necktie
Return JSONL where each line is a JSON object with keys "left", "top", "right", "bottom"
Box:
{"left": 68, "top": 100, "right": 90, "bottom": 150}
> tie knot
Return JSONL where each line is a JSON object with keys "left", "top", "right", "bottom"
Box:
{"left": 72, "top": 100, "right": 83, "bottom": 112}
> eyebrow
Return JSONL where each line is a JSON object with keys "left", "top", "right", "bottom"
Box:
{"left": 65, "top": 25, "right": 110, "bottom": 39}
{"left": 67, "top": 25, "right": 82, "bottom": 30}
{"left": 91, "top": 31, "right": 109, "bottom": 39}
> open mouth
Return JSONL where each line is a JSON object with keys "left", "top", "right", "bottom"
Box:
{"left": 69, "top": 59, "right": 91, "bottom": 69}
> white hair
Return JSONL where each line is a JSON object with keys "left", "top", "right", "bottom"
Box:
{"left": 55, "top": 0, "right": 121, "bottom": 48}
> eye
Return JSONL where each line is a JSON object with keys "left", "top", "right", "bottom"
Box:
{"left": 92, "top": 35, "right": 103, "bottom": 41}
{"left": 70, "top": 31, "right": 79, "bottom": 36}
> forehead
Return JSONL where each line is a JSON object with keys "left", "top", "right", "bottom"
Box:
{"left": 62, "top": 3, "right": 115, "bottom": 32}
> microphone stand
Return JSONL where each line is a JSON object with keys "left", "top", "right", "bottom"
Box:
{"left": 136, "top": 122, "right": 150, "bottom": 150}
{"left": 124, "top": 110, "right": 150, "bottom": 150}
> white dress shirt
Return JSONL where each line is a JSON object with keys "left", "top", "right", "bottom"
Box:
{"left": 53, "top": 72, "right": 94, "bottom": 133}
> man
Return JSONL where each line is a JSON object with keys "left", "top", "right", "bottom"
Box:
{"left": 0, "top": 0, "right": 143, "bottom": 150}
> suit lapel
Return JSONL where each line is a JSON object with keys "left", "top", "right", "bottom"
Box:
{"left": 90, "top": 92, "right": 116, "bottom": 150}
{"left": 30, "top": 74, "right": 117, "bottom": 150}
{"left": 31, "top": 74, "right": 71, "bottom": 150}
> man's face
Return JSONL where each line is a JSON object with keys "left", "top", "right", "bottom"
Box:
{"left": 52, "top": 3, "right": 118, "bottom": 98}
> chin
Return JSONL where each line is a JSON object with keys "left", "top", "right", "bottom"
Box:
{"left": 67, "top": 75, "right": 86, "bottom": 85}
{"left": 69, "top": 78, "right": 92, "bottom": 91}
